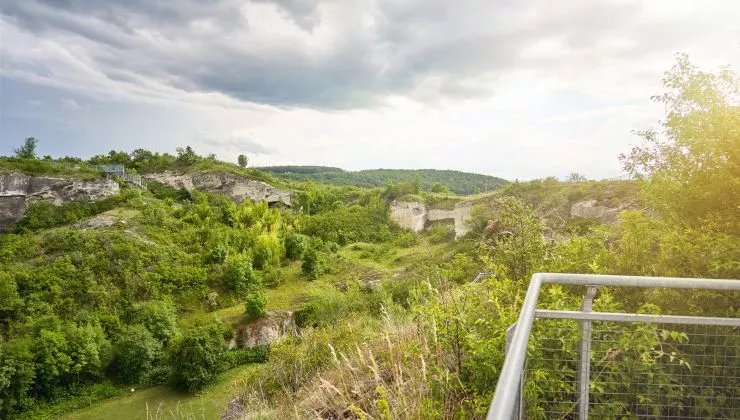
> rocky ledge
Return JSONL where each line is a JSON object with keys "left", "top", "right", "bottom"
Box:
{"left": 143, "top": 171, "right": 291, "bottom": 206}
{"left": 0, "top": 173, "right": 120, "bottom": 232}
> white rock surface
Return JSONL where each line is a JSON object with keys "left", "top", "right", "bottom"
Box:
{"left": 570, "top": 199, "right": 623, "bottom": 222}
{"left": 143, "top": 171, "right": 291, "bottom": 206}
{"left": 0, "top": 173, "right": 120, "bottom": 231}
{"left": 390, "top": 200, "right": 473, "bottom": 238}
{"left": 230, "top": 310, "right": 297, "bottom": 349}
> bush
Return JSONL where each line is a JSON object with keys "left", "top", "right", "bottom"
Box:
{"left": 222, "top": 346, "right": 270, "bottom": 369}
{"left": 111, "top": 325, "right": 162, "bottom": 384}
{"left": 245, "top": 288, "right": 268, "bottom": 320}
{"left": 426, "top": 223, "right": 455, "bottom": 244}
{"left": 284, "top": 233, "right": 309, "bottom": 260}
{"left": 252, "top": 232, "right": 282, "bottom": 269}
{"left": 301, "top": 247, "right": 323, "bottom": 280}
{"left": 259, "top": 267, "right": 284, "bottom": 288}
{"left": 15, "top": 195, "right": 128, "bottom": 232}
{"left": 168, "top": 320, "right": 229, "bottom": 392}
{"left": 132, "top": 300, "right": 178, "bottom": 343}
{"left": 225, "top": 254, "right": 258, "bottom": 294}
{"left": 392, "top": 231, "right": 419, "bottom": 248}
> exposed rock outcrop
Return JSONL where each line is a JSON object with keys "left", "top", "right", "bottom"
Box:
{"left": 230, "top": 310, "right": 297, "bottom": 349}
{"left": 390, "top": 200, "right": 473, "bottom": 238}
{"left": 77, "top": 214, "right": 123, "bottom": 229}
{"left": 570, "top": 200, "right": 625, "bottom": 223}
{"left": 143, "top": 171, "right": 291, "bottom": 206}
{"left": 0, "top": 173, "right": 120, "bottom": 232}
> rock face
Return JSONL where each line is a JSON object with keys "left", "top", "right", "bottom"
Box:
{"left": 77, "top": 214, "right": 122, "bottom": 229}
{"left": 230, "top": 310, "right": 297, "bottom": 349}
{"left": 390, "top": 200, "right": 473, "bottom": 238}
{"left": 0, "top": 173, "right": 120, "bottom": 232}
{"left": 570, "top": 200, "right": 624, "bottom": 222}
{"left": 143, "top": 171, "right": 291, "bottom": 206}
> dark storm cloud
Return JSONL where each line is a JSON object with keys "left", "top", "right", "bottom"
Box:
{"left": 0, "top": 0, "right": 694, "bottom": 109}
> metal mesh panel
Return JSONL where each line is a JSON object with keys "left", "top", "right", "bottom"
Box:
{"left": 522, "top": 319, "right": 739, "bottom": 419}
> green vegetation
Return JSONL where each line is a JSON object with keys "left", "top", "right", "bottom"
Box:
{"left": 260, "top": 166, "right": 509, "bottom": 195}
{"left": 0, "top": 56, "right": 737, "bottom": 419}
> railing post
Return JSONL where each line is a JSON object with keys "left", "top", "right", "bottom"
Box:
{"left": 504, "top": 323, "right": 523, "bottom": 420}
{"left": 577, "top": 286, "right": 597, "bottom": 419}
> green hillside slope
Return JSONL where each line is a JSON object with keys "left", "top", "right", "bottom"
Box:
{"left": 259, "top": 166, "right": 508, "bottom": 195}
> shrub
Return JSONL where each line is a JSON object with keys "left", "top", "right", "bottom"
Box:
{"left": 208, "top": 242, "right": 229, "bottom": 264}
{"left": 426, "top": 223, "right": 455, "bottom": 244}
{"left": 133, "top": 300, "right": 178, "bottom": 343}
{"left": 260, "top": 267, "right": 284, "bottom": 288}
{"left": 245, "top": 288, "right": 268, "bottom": 320}
{"left": 222, "top": 346, "right": 270, "bottom": 369}
{"left": 392, "top": 231, "right": 419, "bottom": 248}
{"left": 301, "top": 247, "right": 323, "bottom": 280}
{"left": 168, "top": 320, "right": 229, "bottom": 392}
{"left": 225, "top": 254, "right": 258, "bottom": 294}
{"left": 252, "top": 232, "right": 282, "bottom": 269}
{"left": 284, "top": 233, "right": 309, "bottom": 260}
{"left": 110, "top": 325, "right": 162, "bottom": 384}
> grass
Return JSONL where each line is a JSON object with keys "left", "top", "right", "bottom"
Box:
{"left": 60, "top": 365, "right": 257, "bottom": 420}
{"left": 0, "top": 157, "right": 103, "bottom": 179}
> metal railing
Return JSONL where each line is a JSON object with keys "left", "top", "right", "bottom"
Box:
{"left": 487, "top": 273, "right": 740, "bottom": 420}
{"left": 91, "top": 164, "right": 147, "bottom": 190}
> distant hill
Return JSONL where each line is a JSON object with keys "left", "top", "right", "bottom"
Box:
{"left": 259, "top": 166, "right": 509, "bottom": 195}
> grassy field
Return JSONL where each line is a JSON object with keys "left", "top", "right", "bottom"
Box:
{"left": 61, "top": 364, "right": 257, "bottom": 420}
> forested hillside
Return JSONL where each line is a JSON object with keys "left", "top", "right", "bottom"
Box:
{"left": 259, "top": 166, "right": 509, "bottom": 195}
{"left": 0, "top": 56, "right": 737, "bottom": 419}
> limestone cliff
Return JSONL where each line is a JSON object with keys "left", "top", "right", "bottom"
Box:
{"left": 390, "top": 200, "right": 472, "bottom": 238}
{"left": 143, "top": 171, "right": 291, "bottom": 206}
{"left": 0, "top": 173, "right": 120, "bottom": 232}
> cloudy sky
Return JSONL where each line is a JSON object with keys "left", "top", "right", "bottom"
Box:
{"left": 1, "top": 0, "right": 738, "bottom": 180}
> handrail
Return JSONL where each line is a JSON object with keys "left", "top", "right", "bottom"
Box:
{"left": 486, "top": 273, "right": 740, "bottom": 420}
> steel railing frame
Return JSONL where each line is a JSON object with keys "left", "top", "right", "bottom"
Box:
{"left": 487, "top": 273, "right": 740, "bottom": 420}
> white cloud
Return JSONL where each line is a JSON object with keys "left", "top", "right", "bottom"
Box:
{"left": 1, "top": 0, "right": 739, "bottom": 180}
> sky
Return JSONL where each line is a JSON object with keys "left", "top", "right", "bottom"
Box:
{"left": 0, "top": 0, "right": 739, "bottom": 181}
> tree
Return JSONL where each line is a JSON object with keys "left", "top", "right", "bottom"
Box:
{"left": 412, "top": 174, "right": 422, "bottom": 194}
{"left": 134, "top": 300, "right": 178, "bottom": 343}
{"left": 111, "top": 325, "right": 162, "bottom": 383}
{"left": 620, "top": 53, "right": 740, "bottom": 234}
{"left": 0, "top": 273, "right": 22, "bottom": 320}
{"left": 33, "top": 329, "right": 72, "bottom": 395}
{"left": 238, "top": 154, "right": 248, "bottom": 168}
{"left": 0, "top": 339, "right": 36, "bottom": 417}
{"left": 245, "top": 288, "right": 267, "bottom": 319}
{"left": 176, "top": 146, "right": 200, "bottom": 165}
{"left": 14, "top": 137, "right": 38, "bottom": 159}
{"left": 168, "top": 321, "right": 228, "bottom": 391}
{"left": 566, "top": 173, "right": 587, "bottom": 183}
{"left": 481, "top": 196, "right": 550, "bottom": 282}
{"left": 430, "top": 182, "right": 451, "bottom": 194}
